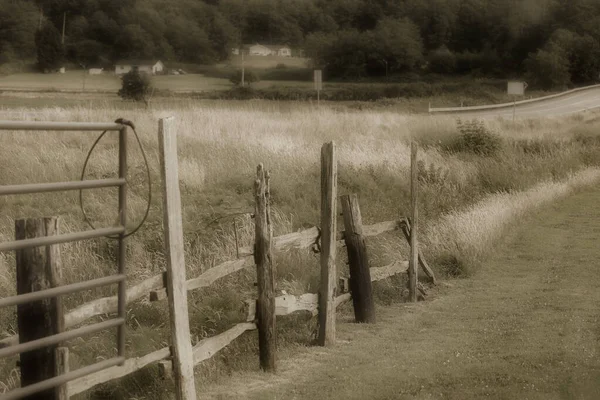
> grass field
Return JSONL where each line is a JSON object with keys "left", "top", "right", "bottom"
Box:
{"left": 0, "top": 71, "right": 232, "bottom": 92}
{"left": 205, "top": 178, "right": 600, "bottom": 399}
{"left": 1, "top": 102, "right": 600, "bottom": 399}
{"left": 225, "top": 55, "right": 309, "bottom": 69}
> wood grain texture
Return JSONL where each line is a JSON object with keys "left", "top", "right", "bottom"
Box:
{"left": 341, "top": 195, "right": 376, "bottom": 323}
{"left": 15, "top": 217, "right": 65, "bottom": 400}
{"left": 158, "top": 116, "right": 197, "bottom": 400}
{"left": 318, "top": 142, "right": 338, "bottom": 346}
{"left": 400, "top": 218, "right": 436, "bottom": 284}
{"left": 150, "top": 257, "right": 251, "bottom": 301}
{"left": 192, "top": 323, "right": 257, "bottom": 365}
{"left": 68, "top": 347, "right": 171, "bottom": 396}
{"left": 254, "top": 164, "right": 276, "bottom": 372}
{"left": 370, "top": 261, "right": 409, "bottom": 282}
{"left": 409, "top": 142, "right": 419, "bottom": 302}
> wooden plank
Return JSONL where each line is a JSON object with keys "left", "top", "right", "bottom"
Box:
{"left": 370, "top": 261, "right": 409, "bottom": 282}
{"left": 334, "top": 293, "right": 352, "bottom": 309}
{"left": 335, "top": 261, "right": 408, "bottom": 309}
{"left": 68, "top": 347, "right": 171, "bottom": 396}
{"left": 15, "top": 217, "right": 66, "bottom": 400}
{"left": 0, "top": 273, "right": 165, "bottom": 349}
{"left": 55, "top": 347, "right": 69, "bottom": 399}
{"left": 361, "top": 220, "right": 402, "bottom": 238}
{"left": 240, "top": 220, "right": 400, "bottom": 256}
{"left": 409, "top": 142, "right": 419, "bottom": 302}
{"left": 276, "top": 293, "right": 319, "bottom": 316}
{"left": 400, "top": 218, "right": 436, "bottom": 284}
{"left": 192, "top": 323, "right": 257, "bottom": 365}
{"left": 150, "top": 257, "right": 251, "bottom": 301}
{"left": 318, "top": 141, "right": 338, "bottom": 346}
{"left": 341, "top": 195, "right": 376, "bottom": 324}
{"left": 66, "top": 273, "right": 164, "bottom": 327}
{"left": 158, "top": 116, "right": 197, "bottom": 400}
{"left": 254, "top": 164, "right": 276, "bottom": 372}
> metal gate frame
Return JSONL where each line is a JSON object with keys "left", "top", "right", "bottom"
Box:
{"left": 0, "top": 121, "right": 129, "bottom": 400}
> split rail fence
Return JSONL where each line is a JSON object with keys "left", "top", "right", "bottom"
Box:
{"left": 0, "top": 117, "right": 436, "bottom": 400}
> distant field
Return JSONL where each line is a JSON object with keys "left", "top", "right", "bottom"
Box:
{"left": 225, "top": 55, "right": 309, "bottom": 69}
{"left": 0, "top": 71, "right": 233, "bottom": 92}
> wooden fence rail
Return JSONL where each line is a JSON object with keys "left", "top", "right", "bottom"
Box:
{"left": 0, "top": 219, "right": 409, "bottom": 350}
{"left": 3, "top": 125, "right": 435, "bottom": 399}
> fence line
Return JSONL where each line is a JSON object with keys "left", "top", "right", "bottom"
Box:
{"left": 0, "top": 219, "right": 409, "bottom": 350}
{"left": 2, "top": 118, "right": 436, "bottom": 399}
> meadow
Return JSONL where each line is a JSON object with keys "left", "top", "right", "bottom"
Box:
{"left": 1, "top": 101, "right": 600, "bottom": 399}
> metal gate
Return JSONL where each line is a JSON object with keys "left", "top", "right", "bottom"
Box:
{"left": 0, "top": 121, "right": 129, "bottom": 399}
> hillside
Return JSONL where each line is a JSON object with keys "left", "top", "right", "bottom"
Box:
{"left": 2, "top": 0, "right": 600, "bottom": 88}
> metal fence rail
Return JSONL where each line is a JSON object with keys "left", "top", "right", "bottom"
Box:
{"left": 0, "top": 120, "right": 129, "bottom": 399}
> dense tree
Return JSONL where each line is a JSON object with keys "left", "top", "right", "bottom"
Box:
{"left": 34, "top": 22, "right": 64, "bottom": 72}
{"left": 1, "top": 0, "right": 599, "bottom": 88}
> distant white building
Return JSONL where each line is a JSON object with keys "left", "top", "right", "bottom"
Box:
{"left": 115, "top": 60, "right": 165, "bottom": 75}
{"left": 233, "top": 44, "right": 292, "bottom": 57}
{"left": 89, "top": 68, "right": 103, "bottom": 75}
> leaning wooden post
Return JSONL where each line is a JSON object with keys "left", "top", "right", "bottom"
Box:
{"left": 318, "top": 142, "right": 337, "bottom": 346}
{"left": 158, "top": 117, "right": 197, "bottom": 400}
{"left": 341, "top": 195, "right": 375, "bottom": 323}
{"left": 409, "top": 141, "right": 419, "bottom": 302}
{"left": 254, "top": 164, "right": 276, "bottom": 371}
{"left": 15, "top": 217, "right": 68, "bottom": 400}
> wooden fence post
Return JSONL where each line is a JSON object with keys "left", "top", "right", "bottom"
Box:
{"left": 400, "top": 218, "right": 436, "bottom": 284}
{"left": 158, "top": 117, "right": 197, "bottom": 400}
{"left": 15, "top": 217, "right": 68, "bottom": 400}
{"left": 254, "top": 164, "right": 276, "bottom": 371}
{"left": 340, "top": 195, "right": 375, "bottom": 323}
{"left": 409, "top": 141, "right": 419, "bottom": 302}
{"left": 318, "top": 142, "right": 337, "bottom": 346}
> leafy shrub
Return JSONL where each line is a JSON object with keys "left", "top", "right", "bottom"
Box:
{"left": 275, "top": 63, "right": 287, "bottom": 69}
{"left": 428, "top": 46, "right": 457, "bottom": 74}
{"left": 525, "top": 47, "right": 571, "bottom": 90}
{"left": 118, "top": 68, "right": 152, "bottom": 102}
{"left": 229, "top": 70, "right": 260, "bottom": 86}
{"left": 417, "top": 160, "right": 449, "bottom": 185}
{"left": 451, "top": 119, "right": 502, "bottom": 156}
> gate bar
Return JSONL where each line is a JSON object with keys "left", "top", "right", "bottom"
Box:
{"left": 0, "top": 178, "right": 126, "bottom": 196}
{"left": 0, "top": 121, "right": 123, "bottom": 131}
{"left": 117, "top": 125, "right": 128, "bottom": 364}
{"left": 0, "top": 318, "right": 125, "bottom": 359}
{"left": 0, "top": 357, "right": 126, "bottom": 400}
{"left": 0, "top": 274, "right": 126, "bottom": 308}
{"left": 0, "top": 227, "right": 125, "bottom": 252}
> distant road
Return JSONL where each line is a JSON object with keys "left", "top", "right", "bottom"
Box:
{"left": 437, "top": 86, "right": 600, "bottom": 118}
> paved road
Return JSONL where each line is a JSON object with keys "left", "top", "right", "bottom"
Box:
{"left": 440, "top": 87, "right": 600, "bottom": 119}
{"left": 204, "top": 185, "right": 600, "bottom": 400}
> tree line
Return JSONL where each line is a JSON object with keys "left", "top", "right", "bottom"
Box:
{"left": 1, "top": 0, "right": 599, "bottom": 88}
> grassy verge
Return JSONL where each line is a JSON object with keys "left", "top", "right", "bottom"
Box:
{"left": 0, "top": 104, "right": 599, "bottom": 398}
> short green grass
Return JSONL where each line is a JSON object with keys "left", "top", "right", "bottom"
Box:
{"left": 1, "top": 103, "right": 600, "bottom": 399}
{"left": 208, "top": 182, "right": 600, "bottom": 399}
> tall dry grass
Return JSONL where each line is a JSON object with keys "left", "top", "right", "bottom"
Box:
{"left": 1, "top": 102, "right": 600, "bottom": 398}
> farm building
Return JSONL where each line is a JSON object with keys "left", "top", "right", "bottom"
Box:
{"left": 88, "top": 68, "right": 103, "bottom": 75}
{"left": 234, "top": 44, "right": 292, "bottom": 57}
{"left": 114, "top": 60, "right": 165, "bottom": 75}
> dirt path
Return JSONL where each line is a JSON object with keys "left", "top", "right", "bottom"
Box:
{"left": 203, "top": 187, "right": 600, "bottom": 400}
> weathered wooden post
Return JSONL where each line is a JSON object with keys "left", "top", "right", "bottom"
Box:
{"left": 15, "top": 217, "right": 68, "bottom": 400}
{"left": 254, "top": 164, "right": 276, "bottom": 371}
{"left": 409, "top": 141, "right": 419, "bottom": 302}
{"left": 158, "top": 117, "right": 197, "bottom": 400}
{"left": 341, "top": 195, "right": 375, "bottom": 323}
{"left": 318, "top": 142, "right": 337, "bottom": 346}
{"left": 400, "top": 218, "right": 436, "bottom": 284}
